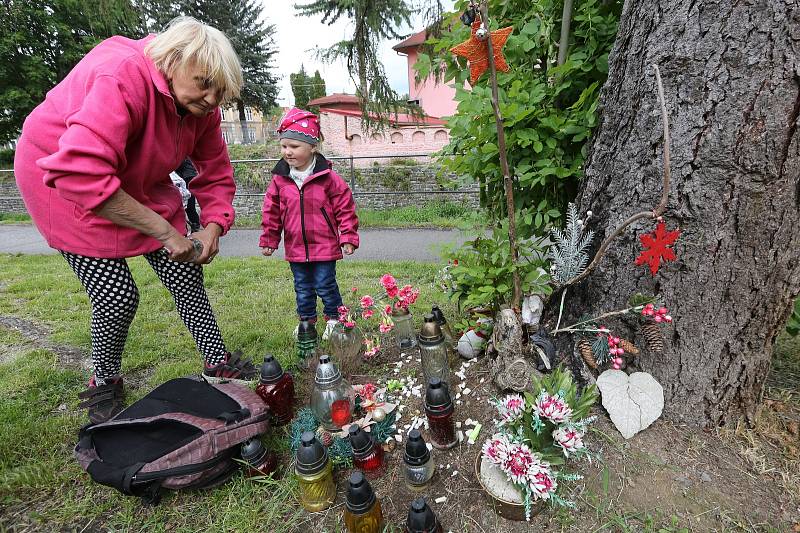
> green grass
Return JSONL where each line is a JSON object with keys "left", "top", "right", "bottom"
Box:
{"left": 0, "top": 212, "right": 31, "bottom": 224}
{"left": 0, "top": 254, "right": 452, "bottom": 531}
{"left": 236, "top": 200, "right": 481, "bottom": 230}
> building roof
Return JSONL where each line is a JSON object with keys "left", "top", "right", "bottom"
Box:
{"left": 309, "top": 93, "right": 447, "bottom": 126}
{"left": 392, "top": 29, "right": 428, "bottom": 52}
{"left": 317, "top": 107, "right": 447, "bottom": 127}
{"left": 308, "top": 93, "right": 360, "bottom": 106}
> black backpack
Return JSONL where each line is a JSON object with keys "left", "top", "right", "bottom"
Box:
{"left": 74, "top": 377, "right": 269, "bottom": 504}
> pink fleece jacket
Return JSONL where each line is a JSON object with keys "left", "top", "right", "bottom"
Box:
{"left": 260, "top": 154, "right": 359, "bottom": 262}
{"left": 13, "top": 35, "right": 236, "bottom": 258}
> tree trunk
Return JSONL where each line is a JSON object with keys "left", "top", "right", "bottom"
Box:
{"left": 237, "top": 100, "right": 250, "bottom": 144}
{"left": 573, "top": 0, "right": 800, "bottom": 427}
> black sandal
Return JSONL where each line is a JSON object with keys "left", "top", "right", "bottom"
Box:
{"left": 78, "top": 379, "right": 125, "bottom": 424}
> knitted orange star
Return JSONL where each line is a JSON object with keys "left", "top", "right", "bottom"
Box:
{"left": 450, "top": 18, "right": 513, "bottom": 85}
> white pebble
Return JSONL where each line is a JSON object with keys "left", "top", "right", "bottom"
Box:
{"left": 455, "top": 393, "right": 461, "bottom": 400}
{"left": 456, "top": 421, "right": 462, "bottom": 428}
{"left": 480, "top": 378, "right": 485, "bottom": 384}
{"left": 426, "top": 443, "right": 433, "bottom": 451}
{"left": 457, "top": 430, "right": 464, "bottom": 442}
{"left": 462, "top": 388, "right": 472, "bottom": 396}
{"left": 451, "top": 470, "right": 458, "bottom": 477}
{"left": 446, "top": 464, "right": 451, "bottom": 469}
{"left": 395, "top": 434, "right": 403, "bottom": 442}
{"left": 435, "top": 496, "right": 447, "bottom": 504}
{"left": 456, "top": 400, "right": 462, "bottom": 405}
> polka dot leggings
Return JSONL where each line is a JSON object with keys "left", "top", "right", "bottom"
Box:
{"left": 61, "top": 249, "right": 228, "bottom": 380}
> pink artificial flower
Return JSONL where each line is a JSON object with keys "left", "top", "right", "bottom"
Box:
{"left": 552, "top": 426, "right": 585, "bottom": 457}
{"left": 379, "top": 322, "right": 393, "bottom": 333}
{"left": 362, "top": 310, "right": 375, "bottom": 320}
{"left": 360, "top": 295, "right": 375, "bottom": 309}
{"left": 481, "top": 433, "right": 510, "bottom": 465}
{"left": 350, "top": 287, "right": 358, "bottom": 293}
{"left": 384, "top": 304, "right": 392, "bottom": 315}
{"left": 386, "top": 285, "right": 399, "bottom": 299}
{"left": 499, "top": 394, "right": 525, "bottom": 423}
{"left": 529, "top": 469, "right": 557, "bottom": 499}
{"left": 337, "top": 305, "right": 349, "bottom": 316}
{"left": 344, "top": 321, "right": 356, "bottom": 329}
{"left": 501, "top": 442, "right": 536, "bottom": 484}
{"left": 380, "top": 274, "right": 397, "bottom": 290}
{"left": 535, "top": 393, "right": 573, "bottom": 423}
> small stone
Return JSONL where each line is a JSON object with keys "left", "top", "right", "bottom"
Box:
{"left": 451, "top": 470, "right": 458, "bottom": 477}
{"left": 426, "top": 443, "right": 433, "bottom": 451}
{"left": 700, "top": 472, "right": 711, "bottom": 483}
{"left": 394, "top": 434, "right": 403, "bottom": 443}
{"left": 455, "top": 393, "right": 462, "bottom": 400}
{"left": 457, "top": 430, "right": 464, "bottom": 442}
{"left": 456, "top": 400, "right": 462, "bottom": 405}
{"left": 434, "top": 496, "right": 447, "bottom": 504}
{"left": 462, "top": 388, "right": 471, "bottom": 396}
{"left": 456, "top": 421, "right": 462, "bottom": 428}
{"left": 446, "top": 464, "right": 451, "bottom": 469}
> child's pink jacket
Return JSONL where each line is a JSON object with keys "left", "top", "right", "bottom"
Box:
{"left": 259, "top": 154, "right": 359, "bottom": 262}
{"left": 14, "top": 35, "right": 236, "bottom": 258}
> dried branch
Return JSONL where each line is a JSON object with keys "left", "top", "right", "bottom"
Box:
{"left": 559, "top": 64, "right": 671, "bottom": 288}
{"left": 479, "top": 1, "right": 522, "bottom": 310}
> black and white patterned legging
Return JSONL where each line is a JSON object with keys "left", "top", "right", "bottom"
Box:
{"left": 61, "top": 248, "right": 228, "bottom": 380}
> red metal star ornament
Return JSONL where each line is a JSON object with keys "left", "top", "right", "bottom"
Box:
{"left": 450, "top": 18, "right": 513, "bottom": 85}
{"left": 635, "top": 221, "right": 681, "bottom": 276}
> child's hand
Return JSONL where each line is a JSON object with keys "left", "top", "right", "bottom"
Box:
{"left": 342, "top": 243, "right": 355, "bottom": 255}
{"left": 261, "top": 247, "right": 275, "bottom": 256}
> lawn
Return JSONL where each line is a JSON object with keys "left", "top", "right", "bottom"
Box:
{"left": 0, "top": 254, "right": 797, "bottom": 532}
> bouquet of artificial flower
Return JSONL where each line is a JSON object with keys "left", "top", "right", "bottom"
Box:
{"left": 481, "top": 367, "right": 598, "bottom": 519}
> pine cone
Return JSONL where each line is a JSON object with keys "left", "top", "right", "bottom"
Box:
{"left": 619, "top": 338, "right": 640, "bottom": 356}
{"left": 641, "top": 322, "right": 664, "bottom": 354}
{"left": 316, "top": 427, "right": 334, "bottom": 447}
{"left": 577, "top": 339, "right": 597, "bottom": 369}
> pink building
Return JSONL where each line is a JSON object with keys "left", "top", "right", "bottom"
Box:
{"left": 393, "top": 29, "right": 458, "bottom": 119}
{"left": 308, "top": 94, "right": 450, "bottom": 164}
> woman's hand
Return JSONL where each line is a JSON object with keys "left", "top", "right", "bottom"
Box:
{"left": 161, "top": 231, "right": 197, "bottom": 262}
{"left": 189, "top": 223, "right": 222, "bottom": 263}
{"left": 342, "top": 243, "right": 355, "bottom": 255}
{"left": 261, "top": 247, "right": 275, "bottom": 256}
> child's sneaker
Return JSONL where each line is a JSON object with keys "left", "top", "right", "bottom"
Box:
{"left": 203, "top": 351, "right": 259, "bottom": 384}
{"left": 322, "top": 319, "right": 339, "bottom": 341}
{"left": 78, "top": 376, "right": 125, "bottom": 424}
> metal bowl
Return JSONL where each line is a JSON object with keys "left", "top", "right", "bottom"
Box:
{"left": 474, "top": 454, "right": 546, "bottom": 522}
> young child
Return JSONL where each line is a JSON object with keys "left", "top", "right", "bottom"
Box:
{"left": 260, "top": 108, "right": 359, "bottom": 339}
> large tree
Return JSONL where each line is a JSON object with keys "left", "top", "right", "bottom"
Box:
{"left": 0, "top": 0, "right": 143, "bottom": 144}
{"left": 571, "top": 0, "right": 800, "bottom": 426}
{"left": 182, "top": 0, "right": 278, "bottom": 143}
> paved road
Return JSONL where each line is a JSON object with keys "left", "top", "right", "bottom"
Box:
{"left": 0, "top": 224, "right": 468, "bottom": 262}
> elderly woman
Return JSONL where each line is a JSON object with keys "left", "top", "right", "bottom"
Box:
{"left": 14, "top": 17, "right": 258, "bottom": 423}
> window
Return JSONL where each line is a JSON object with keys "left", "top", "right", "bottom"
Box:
{"left": 434, "top": 130, "right": 448, "bottom": 142}
{"left": 390, "top": 132, "right": 404, "bottom": 144}
{"left": 371, "top": 133, "right": 384, "bottom": 142}
{"left": 412, "top": 131, "right": 425, "bottom": 142}
{"left": 222, "top": 129, "right": 232, "bottom": 144}
{"left": 350, "top": 134, "right": 362, "bottom": 145}
{"left": 245, "top": 107, "right": 253, "bottom": 121}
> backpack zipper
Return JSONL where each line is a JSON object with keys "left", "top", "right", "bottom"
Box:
{"left": 132, "top": 450, "right": 233, "bottom": 483}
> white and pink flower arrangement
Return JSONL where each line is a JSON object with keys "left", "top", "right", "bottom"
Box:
{"left": 334, "top": 274, "right": 420, "bottom": 362}
{"left": 481, "top": 367, "right": 598, "bottom": 520}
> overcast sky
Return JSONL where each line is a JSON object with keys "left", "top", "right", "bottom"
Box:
{"left": 266, "top": 2, "right": 456, "bottom": 106}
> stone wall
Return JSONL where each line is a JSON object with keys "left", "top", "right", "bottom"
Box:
{"left": 0, "top": 176, "right": 26, "bottom": 214}
{"left": 233, "top": 164, "right": 479, "bottom": 217}
{"left": 0, "top": 165, "right": 479, "bottom": 217}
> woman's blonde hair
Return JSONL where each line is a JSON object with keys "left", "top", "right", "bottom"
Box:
{"left": 145, "top": 17, "right": 243, "bottom": 102}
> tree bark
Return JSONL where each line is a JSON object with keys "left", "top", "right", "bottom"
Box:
{"left": 574, "top": 0, "right": 800, "bottom": 427}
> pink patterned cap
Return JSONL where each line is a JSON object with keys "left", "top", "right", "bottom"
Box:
{"left": 277, "top": 107, "right": 320, "bottom": 145}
